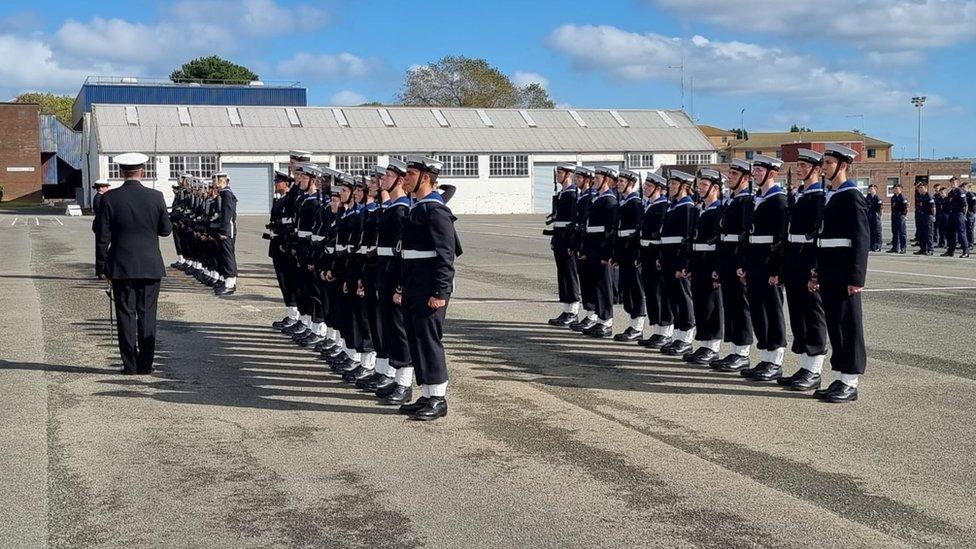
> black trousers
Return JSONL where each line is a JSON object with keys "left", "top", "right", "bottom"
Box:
{"left": 617, "top": 259, "right": 645, "bottom": 318}
{"left": 362, "top": 263, "right": 383, "bottom": 359}
{"left": 341, "top": 276, "right": 373, "bottom": 353}
{"left": 691, "top": 271, "right": 722, "bottom": 340}
{"left": 553, "top": 246, "right": 581, "bottom": 304}
{"left": 821, "top": 283, "right": 866, "bottom": 375}
{"left": 664, "top": 272, "right": 694, "bottom": 331}
{"left": 719, "top": 267, "right": 753, "bottom": 346}
{"left": 937, "top": 214, "right": 947, "bottom": 246}
{"left": 784, "top": 277, "right": 827, "bottom": 356}
{"left": 639, "top": 250, "right": 671, "bottom": 326}
{"left": 172, "top": 230, "right": 183, "bottom": 256}
{"left": 745, "top": 274, "right": 786, "bottom": 351}
{"left": 577, "top": 255, "right": 596, "bottom": 313}
{"left": 404, "top": 295, "right": 448, "bottom": 386}
{"left": 915, "top": 214, "right": 934, "bottom": 253}
{"left": 946, "top": 212, "right": 970, "bottom": 254}
{"left": 112, "top": 279, "right": 161, "bottom": 373}
{"left": 377, "top": 266, "right": 411, "bottom": 367}
{"left": 584, "top": 257, "right": 613, "bottom": 321}
{"left": 309, "top": 269, "right": 327, "bottom": 324}
{"left": 217, "top": 237, "right": 238, "bottom": 277}
{"left": 890, "top": 214, "right": 906, "bottom": 252}
{"left": 870, "top": 213, "right": 883, "bottom": 250}
{"left": 272, "top": 251, "right": 297, "bottom": 307}
{"left": 325, "top": 279, "right": 341, "bottom": 329}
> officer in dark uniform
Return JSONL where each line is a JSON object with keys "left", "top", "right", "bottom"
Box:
{"left": 943, "top": 177, "right": 971, "bottom": 258}
{"left": 659, "top": 170, "right": 698, "bottom": 356}
{"left": 579, "top": 167, "right": 619, "bottom": 338}
{"left": 165, "top": 175, "right": 188, "bottom": 268}
{"left": 777, "top": 149, "right": 828, "bottom": 391}
{"left": 547, "top": 163, "right": 582, "bottom": 326}
{"left": 913, "top": 181, "right": 936, "bottom": 255}
{"left": 712, "top": 159, "right": 755, "bottom": 372}
{"left": 612, "top": 169, "right": 646, "bottom": 341}
{"left": 213, "top": 172, "right": 238, "bottom": 295}
{"left": 684, "top": 168, "right": 724, "bottom": 364}
{"left": 965, "top": 180, "right": 976, "bottom": 246}
{"left": 809, "top": 143, "right": 869, "bottom": 403}
{"left": 739, "top": 155, "right": 788, "bottom": 381}
{"left": 569, "top": 167, "right": 598, "bottom": 331}
{"left": 267, "top": 170, "right": 300, "bottom": 330}
{"left": 283, "top": 164, "right": 319, "bottom": 338}
{"left": 866, "top": 184, "right": 884, "bottom": 252}
{"left": 887, "top": 183, "right": 907, "bottom": 254}
{"left": 397, "top": 156, "right": 459, "bottom": 421}
{"left": 91, "top": 179, "right": 111, "bottom": 239}
{"left": 934, "top": 186, "right": 947, "bottom": 247}
{"left": 638, "top": 172, "right": 673, "bottom": 348}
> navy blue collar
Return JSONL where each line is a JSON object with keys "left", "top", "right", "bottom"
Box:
{"left": 837, "top": 180, "right": 858, "bottom": 191}
{"left": 805, "top": 183, "right": 823, "bottom": 192}
{"left": 762, "top": 185, "right": 783, "bottom": 198}
{"left": 669, "top": 196, "right": 693, "bottom": 210}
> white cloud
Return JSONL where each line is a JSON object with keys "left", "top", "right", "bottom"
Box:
{"left": 650, "top": 0, "right": 976, "bottom": 55}
{"left": 546, "top": 24, "right": 945, "bottom": 114}
{"left": 513, "top": 71, "right": 549, "bottom": 89}
{"left": 277, "top": 52, "right": 376, "bottom": 81}
{"left": 0, "top": 35, "right": 97, "bottom": 93}
{"left": 330, "top": 90, "right": 367, "bottom": 106}
{"left": 170, "top": 0, "right": 329, "bottom": 36}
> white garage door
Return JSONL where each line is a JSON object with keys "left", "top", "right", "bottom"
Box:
{"left": 224, "top": 163, "right": 272, "bottom": 214}
{"left": 532, "top": 163, "right": 559, "bottom": 214}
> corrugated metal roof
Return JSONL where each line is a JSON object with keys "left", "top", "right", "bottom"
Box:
{"left": 92, "top": 105, "right": 715, "bottom": 154}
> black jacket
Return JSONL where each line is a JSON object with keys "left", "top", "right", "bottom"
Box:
{"left": 401, "top": 192, "right": 458, "bottom": 299}
{"left": 745, "top": 187, "right": 788, "bottom": 277}
{"left": 783, "top": 184, "right": 825, "bottom": 282}
{"left": 815, "top": 183, "right": 869, "bottom": 287}
{"left": 582, "top": 191, "right": 618, "bottom": 261}
{"left": 689, "top": 201, "right": 722, "bottom": 276}
{"left": 217, "top": 187, "right": 237, "bottom": 238}
{"left": 660, "top": 197, "right": 698, "bottom": 273}
{"left": 716, "top": 190, "right": 753, "bottom": 278}
{"left": 613, "top": 192, "right": 643, "bottom": 263}
{"left": 551, "top": 186, "right": 578, "bottom": 250}
{"left": 95, "top": 181, "right": 173, "bottom": 279}
{"left": 890, "top": 193, "right": 908, "bottom": 216}
{"left": 91, "top": 191, "right": 104, "bottom": 233}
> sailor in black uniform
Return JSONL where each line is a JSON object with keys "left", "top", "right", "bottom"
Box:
{"left": 887, "top": 184, "right": 908, "bottom": 254}
{"left": 684, "top": 169, "right": 724, "bottom": 364}
{"left": 267, "top": 170, "right": 300, "bottom": 330}
{"left": 866, "top": 184, "right": 884, "bottom": 252}
{"left": 352, "top": 167, "right": 387, "bottom": 388}
{"left": 282, "top": 164, "right": 318, "bottom": 338}
{"left": 659, "top": 170, "right": 698, "bottom": 356}
{"left": 579, "top": 167, "right": 619, "bottom": 338}
{"left": 965, "top": 180, "right": 976, "bottom": 246}
{"left": 547, "top": 164, "right": 582, "bottom": 326}
{"left": 637, "top": 172, "right": 673, "bottom": 349}
{"left": 809, "top": 143, "right": 870, "bottom": 403}
{"left": 569, "top": 167, "right": 598, "bottom": 331}
{"left": 777, "top": 149, "right": 828, "bottom": 391}
{"left": 213, "top": 172, "right": 238, "bottom": 296}
{"left": 739, "top": 155, "right": 788, "bottom": 381}
{"left": 612, "top": 169, "right": 646, "bottom": 341}
{"left": 397, "top": 156, "right": 459, "bottom": 421}
{"left": 712, "top": 159, "right": 755, "bottom": 372}
{"left": 944, "top": 177, "right": 971, "bottom": 258}
{"left": 167, "top": 174, "right": 188, "bottom": 269}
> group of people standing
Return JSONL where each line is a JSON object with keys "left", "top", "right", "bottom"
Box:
{"left": 264, "top": 152, "right": 460, "bottom": 422}
{"left": 867, "top": 176, "right": 973, "bottom": 257}
{"left": 546, "top": 144, "right": 869, "bottom": 403}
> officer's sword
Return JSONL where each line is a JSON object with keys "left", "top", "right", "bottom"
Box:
{"left": 104, "top": 288, "right": 115, "bottom": 336}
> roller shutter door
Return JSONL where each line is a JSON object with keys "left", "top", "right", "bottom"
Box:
{"left": 223, "top": 163, "right": 272, "bottom": 214}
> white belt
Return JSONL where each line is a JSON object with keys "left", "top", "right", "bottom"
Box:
{"left": 617, "top": 229, "right": 636, "bottom": 237}
{"left": 788, "top": 234, "right": 813, "bottom": 243}
{"left": 376, "top": 247, "right": 395, "bottom": 257}
{"left": 335, "top": 244, "right": 347, "bottom": 251}
{"left": 310, "top": 235, "right": 324, "bottom": 242}
{"left": 749, "top": 235, "right": 774, "bottom": 244}
{"left": 720, "top": 234, "right": 742, "bottom": 242}
{"left": 402, "top": 249, "right": 437, "bottom": 260}
{"left": 297, "top": 230, "right": 312, "bottom": 238}
{"left": 280, "top": 217, "right": 294, "bottom": 224}
{"left": 660, "top": 236, "right": 683, "bottom": 245}
{"left": 552, "top": 221, "right": 571, "bottom": 228}
{"left": 692, "top": 243, "right": 716, "bottom": 252}
{"left": 818, "top": 238, "right": 852, "bottom": 248}
{"left": 640, "top": 239, "right": 661, "bottom": 246}
{"left": 586, "top": 225, "right": 605, "bottom": 233}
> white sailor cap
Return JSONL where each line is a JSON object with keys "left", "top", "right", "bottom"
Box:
{"left": 556, "top": 163, "right": 577, "bottom": 172}
{"left": 295, "top": 164, "right": 322, "bottom": 178}
{"left": 596, "top": 166, "right": 619, "bottom": 179}
{"left": 618, "top": 169, "right": 639, "bottom": 183}
{"left": 320, "top": 167, "right": 341, "bottom": 181}
{"left": 112, "top": 152, "right": 149, "bottom": 168}
{"left": 371, "top": 165, "right": 387, "bottom": 178}
{"left": 752, "top": 154, "right": 782, "bottom": 171}
{"left": 386, "top": 158, "right": 408, "bottom": 175}
{"left": 92, "top": 179, "right": 110, "bottom": 188}
{"left": 729, "top": 158, "right": 752, "bottom": 175}
{"left": 574, "top": 166, "right": 595, "bottom": 178}
{"left": 668, "top": 169, "right": 696, "bottom": 185}
{"left": 212, "top": 171, "right": 229, "bottom": 179}
{"left": 273, "top": 170, "right": 294, "bottom": 183}
{"left": 645, "top": 172, "right": 667, "bottom": 188}
{"left": 796, "top": 148, "right": 824, "bottom": 165}
{"left": 289, "top": 150, "right": 312, "bottom": 161}
{"left": 357, "top": 174, "right": 370, "bottom": 188}
{"left": 338, "top": 173, "right": 357, "bottom": 187}
{"left": 697, "top": 168, "right": 725, "bottom": 184}
{"left": 824, "top": 143, "right": 857, "bottom": 163}
{"left": 406, "top": 155, "right": 443, "bottom": 175}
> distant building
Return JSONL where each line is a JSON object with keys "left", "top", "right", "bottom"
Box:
{"left": 0, "top": 103, "right": 42, "bottom": 202}
{"left": 697, "top": 126, "right": 894, "bottom": 163}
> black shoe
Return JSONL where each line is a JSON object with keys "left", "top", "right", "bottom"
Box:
{"left": 584, "top": 323, "right": 613, "bottom": 338}
{"left": 661, "top": 340, "right": 692, "bottom": 356}
{"left": 272, "top": 317, "right": 296, "bottom": 330}
{"left": 299, "top": 333, "right": 325, "bottom": 347}
{"left": 357, "top": 372, "right": 385, "bottom": 390}
{"left": 366, "top": 375, "right": 396, "bottom": 393}
{"left": 750, "top": 362, "right": 783, "bottom": 382}
{"left": 283, "top": 321, "right": 306, "bottom": 334}
{"left": 398, "top": 396, "right": 429, "bottom": 414}
{"left": 214, "top": 284, "right": 235, "bottom": 296}
{"left": 885, "top": 249, "right": 898, "bottom": 253}
{"left": 784, "top": 369, "right": 822, "bottom": 391}
{"left": 613, "top": 327, "right": 643, "bottom": 342}
{"left": 343, "top": 366, "right": 372, "bottom": 383}
{"left": 169, "top": 261, "right": 181, "bottom": 268}
{"left": 376, "top": 378, "right": 401, "bottom": 398}
{"left": 380, "top": 385, "right": 413, "bottom": 405}
{"left": 639, "top": 334, "right": 670, "bottom": 349}
{"left": 569, "top": 318, "right": 597, "bottom": 332}
{"left": 739, "top": 361, "right": 770, "bottom": 378}
{"left": 291, "top": 328, "right": 312, "bottom": 342}
{"left": 339, "top": 360, "right": 361, "bottom": 374}
{"left": 715, "top": 354, "right": 751, "bottom": 372}
{"left": 826, "top": 382, "right": 858, "bottom": 403}
{"left": 814, "top": 380, "right": 844, "bottom": 400}
{"left": 409, "top": 396, "right": 448, "bottom": 421}
{"left": 548, "top": 312, "right": 576, "bottom": 326}
{"left": 961, "top": 253, "right": 971, "bottom": 258}
{"left": 684, "top": 347, "right": 718, "bottom": 365}
{"left": 898, "top": 250, "right": 906, "bottom": 254}
{"left": 118, "top": 368, "right": 137, "bottom": 375}
{"left": 941, "top": 252, "right": 954, "bottom": 257}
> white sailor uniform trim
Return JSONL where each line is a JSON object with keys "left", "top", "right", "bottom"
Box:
{"left": 749, "top": 235, "right": 775, "bottom": 244}
{"left": 552, "top": 221, "right": 571, "bottom": 228}
{"left": 585, "top": 225, "right": 605, "bottom": 233}
{"left": 310, "top": 235, "right": 325, "bottom": 242}
{"left": 402, "top": 249, "right": 437, "bottom": 259}
{"left": 297, "top": 230, "right": 312, "bottom": 238}
{"left": 376, "top": 247, "right": 395, "bottom": 257}
{"left": 335, "top": 244, "right": 347, "bottom": 252}
{"left": 280, "top": 217, "right": 294, "bottom": 224}
{"left": 617, "top": 229, "right": 636, "bottom": 237}
{"left": 818, "top": 238, "right": 852, "bottom": 248}
{"left": 692, "top": 243, "right": 716, "bottom": 251}
{"left": 660, "top": 236, "right": 684, "bottom": 244}
{"left": 640, "top": 239, "right": 662, "bottom": 246}
{"left": 788, "top": 234, "right": 814, "bottom": 243}
{"left": 720, "top": 234, "right": 742, "bottom": 242}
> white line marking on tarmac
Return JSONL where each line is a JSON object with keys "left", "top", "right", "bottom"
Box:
{"left": 870, "top": 269, "right": 976, "bottom": 283}
{"left": 54, "top": 218, "right": 64, "bottom": 226}
{"left": 458, "top": 261, "right": 552, "bottom": 268}
{"left": 465, "top": 230, "right": 549, "bottom": 241}
{"left": 863, "top": 286, "right": 976, "bottom": 292}
{"left": 10, "top": 218, "right": 18, "bottom": 226}
{"left": 241, "top": 305, "right": 262, "bottom": 312}
{"left": 34, "top": 217, "right": 39, "bottom": 226}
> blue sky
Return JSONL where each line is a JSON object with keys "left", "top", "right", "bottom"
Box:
{"left": 1, "top": 0, "right": 974, "bottom": 157}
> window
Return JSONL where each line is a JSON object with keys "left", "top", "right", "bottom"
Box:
{"left": 867, "top": 148, "right": 877, "bottom": 159}
{"left": 609, "top": 110, "right": 629, "bottom": 127}
{"left": 721, "top": 136, "right": 728, "bottom": 144}
{"left": 676, "top": 153, "right": 712, "bottom": 164}
{"left": 518, "top": 110, "right": 536, "bottom": 127}
{"left": 885, "top": 176, "right": 899, "bottom": 197}
{"left": 476, "top": 109, "right": 493, "bottom": 127}
{"left": 388, "top": 154, "right": 408, "bottom": 163}
{"left": 431, "top": 109, "right": 450, "bottom": 127}
{"left": 568, "top": 110, "right": 587, "bottom": 128}
{"left": 745, "top": 151, "right": 755, "bottom": 160}
{"left": 170, "top": 155, "right": 219, "bottom": 179}
{"left": 378, "top": 108, "right": 395, "bottom": 127}
{"left": 856, "top": 177, "right": 870, "bottom": 195}
{"left": 227, "top": 107, "right": 242, "bottom": 126}
{"left": 124, "top": 106, "right": 139, "bottom": 126}
{"left": 108, "top": 155, "right": 157, "bottom": 180}
{"left": 489, "top": 154, "right": 528, "bottom": 177}
{"left": 333, "top": 108, "right": 349, "bottom": 127}
{"left": 626, "top": 153, "right": 655, "bottom": 169}
{"left": 285, "top": 108, "right": 302, "bottom": 127}
{"left": 435, "top": 155, "right": 479, "bottom": 177}
{"left": 178, "top": 106, "right": 192, "bottom": 126}
{"left": 336, "top": 154, "right": 378, "bottom": 176}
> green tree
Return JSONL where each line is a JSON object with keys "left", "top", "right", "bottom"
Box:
{"left": 397, "top": 56, "right": 554, "bottom": 108}
{"left": 729, "top": 128, "right": 748, "bottom": 140}
{"left": 790, "top": 124, "right": 812, "bottom": 132}
{"left": 14, "top": 92, "right": 73, "bottom": 124}
{"left": 170, "top": 56, "right": 258, "bottom": 84}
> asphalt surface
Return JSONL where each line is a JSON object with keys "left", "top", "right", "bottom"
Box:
{"left": 1, "top": 209, "right": 975, "bottom": 548}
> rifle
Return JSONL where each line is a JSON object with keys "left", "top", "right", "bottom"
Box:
{"left": 544, "top": 167, "right": 558, "bottom": 227}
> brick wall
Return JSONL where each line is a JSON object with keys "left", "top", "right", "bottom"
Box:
{"left": 0, "top": 103, "right": 42, "bottom": 202}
